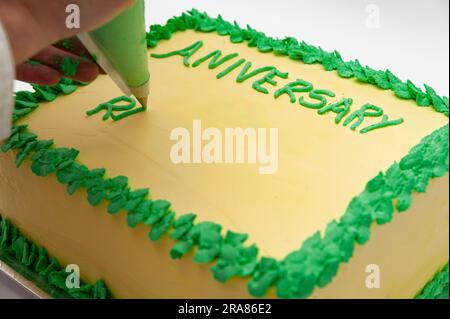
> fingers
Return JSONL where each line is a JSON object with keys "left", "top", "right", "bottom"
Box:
{"left": 54, "top": 37, "right": 106, "bottom": 74}
{"left": 16, "top": 62, "right": 61, "bottom": 86}
{"left": 17, "top": 42, "right": 102, "bottom": 85}
{"left": 54, "top": 37, "right": 91, "bottom": 59}
{"left": 31, "top": 45, "right": 100, "bottom": 83}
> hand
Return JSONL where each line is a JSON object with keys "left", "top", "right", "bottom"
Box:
{"left": 0, "top": 0, "right": 133, "bottom": 85}
{"left": 15, "top": 37, "right": 105, "bottom": 85}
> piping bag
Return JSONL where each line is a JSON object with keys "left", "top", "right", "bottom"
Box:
{"left": 77, "top": 0, "right": 149, "bottom": 108}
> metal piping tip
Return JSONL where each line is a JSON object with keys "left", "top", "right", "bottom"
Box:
{"left": 137, "top": 96, "right": 148, "bottom": 109}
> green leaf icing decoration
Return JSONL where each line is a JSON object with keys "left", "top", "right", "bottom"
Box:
{"left": 61, "top": 39, "right": 73, "bottom": 51}
{"left": 149, "top": 211, "right": 175, "bottom": 241}
{"left": 170, "top": 213, "right": 197, "bottom": 240}
{"left": 247, "top": 257, "right": 280, "bottom": 297}
{"left": 416, "top": 264, "right": 449, "bottom": 299}
{"left": 127, "top": 200, "right": 152, "bottom": 228}
{"left": 211, "top": 231, "right": 258, "bottom": 283}
{"left": 58, "top": 57, "right": 80, "bottom": 76}
{"left": 145, "top": 199, "right": 171, "bottom": 225}
{"left": 11, "top": 79, "right": 80, "bottom": 123}
{"left": 32, "top": 86, "right": 58, "bottom": 102}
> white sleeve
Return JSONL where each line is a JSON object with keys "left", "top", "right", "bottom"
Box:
{"left": 0, "top": 19, "right": 14, "bottom": 141}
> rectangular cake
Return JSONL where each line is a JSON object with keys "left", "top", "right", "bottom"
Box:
{"left": 0, "top": 9, "right": 448, "bottom": 299}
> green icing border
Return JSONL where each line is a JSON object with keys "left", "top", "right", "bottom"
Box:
{"left": 1, "top": 9, "right": 449, "bottom": 299}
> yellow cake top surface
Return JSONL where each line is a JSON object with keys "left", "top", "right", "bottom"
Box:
{"left": 19, "top": 30, "right": 448, "bottom": 259}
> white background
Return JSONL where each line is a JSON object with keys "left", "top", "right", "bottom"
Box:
{"left": 3, "top": 0, "right": 449, "bottom": 298}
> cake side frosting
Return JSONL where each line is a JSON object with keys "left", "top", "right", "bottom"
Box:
{"left": 0, "top": 215, "right": 108, "bottom": 299}
{"left": 0, "top": 9, "right": 449, "bottom": 298}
